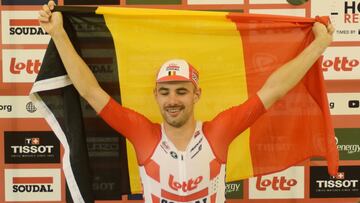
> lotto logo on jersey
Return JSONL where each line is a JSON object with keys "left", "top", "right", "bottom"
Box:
{"left": 2, "top": 49, "right": 45, "bottom": 83}
{"left": 249, "top": 166, "right": 304, "bottom": 199}
{"left": 311, "top": 0, "right": 360, "bottom": 42}
{"left": 321, "top": 47, "right": 360, "bottom": 80}
{"left": 4, "top": 169, "right": 61, "bottom": 201}
{"left": 1, "top": 11, "right": 50, "bottom": 44}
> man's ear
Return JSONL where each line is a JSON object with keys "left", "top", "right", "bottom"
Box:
{"left": 194, "top": 87, "right": 202, "bottom": 103}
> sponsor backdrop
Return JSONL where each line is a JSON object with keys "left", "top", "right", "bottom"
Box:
{"left": 0, "top": 0, "right": 359, "bottom": 202}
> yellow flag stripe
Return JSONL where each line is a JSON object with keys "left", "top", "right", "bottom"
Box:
{"left": 98, "top": 6, "right": 253, "bottom": 193}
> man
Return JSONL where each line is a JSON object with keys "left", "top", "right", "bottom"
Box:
{"left": 39, "top": 1, "right": 334, "bottom": 202}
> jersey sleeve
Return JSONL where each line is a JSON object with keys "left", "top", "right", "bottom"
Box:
{"left": 98, "top": 97, "right": 161, "bottom": 165}
{"left": 203, "top": 94, "right": 266, "bottom": 162}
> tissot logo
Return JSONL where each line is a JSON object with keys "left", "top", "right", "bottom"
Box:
{"left": 1, "top": 11, "right": 50, "bottom": 44}
{"left": 5, "top": 131, "right": 60, "bottom": 164}
{"left": 310, "top": 166, "right": 360, "bottom": 198}
{"left": 249, "top": 166, "right": 304, "bottom": 199}
{"left": 5, "top": 169, "right": 61, "bottom": 201}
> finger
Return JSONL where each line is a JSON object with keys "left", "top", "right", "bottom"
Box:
{"left": 327, "top": 24, "right": 335, "bottom": 34}
{"left": 38, "top": 16, "right": 50, "bottom": 23}
{"left": 39, "top": 10, "right": 50, "bottom": 18}
{"left": 42, "top": 4, "right": 52, "bottom": 16}
{"left": 48, "top": 0, "right": 56, "bottom": 10}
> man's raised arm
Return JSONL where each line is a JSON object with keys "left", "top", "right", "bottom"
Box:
{"left": 257, "top": 22, "right": 334, "bottom": 110}
{"left": 38, "top": 1, "right": 110, "bottom": 113}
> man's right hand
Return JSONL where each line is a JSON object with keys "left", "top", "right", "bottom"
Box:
{"left": 38, "top": 1, "right": 63, "bottom": 37}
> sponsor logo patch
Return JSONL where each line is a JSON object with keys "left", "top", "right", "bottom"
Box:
{"left": 2, "top": 49, "right": 45, "bottom": 83}
{"left": 310, "top": 166, "right": 360, "bottom": 198}
{"left": 1, "top": 11, "right": 50, "bottom": 44}
{"left": 249, "top": 166, "right": 304, "bottom": 199}
{"left": 5, "top": 131, "right": 60, "bottom": 164}
{"left": 5, "top": 169, "right": 61, "bottom": 201}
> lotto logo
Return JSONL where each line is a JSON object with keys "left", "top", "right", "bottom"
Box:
{"left": 2, "top": 49, "right": 45, "bottom": 83}
{"left": 249, "top": 166, "right": 304, "bottom": 199}
{"left": 321, "top": 47, "right": 360, "bottom": 80}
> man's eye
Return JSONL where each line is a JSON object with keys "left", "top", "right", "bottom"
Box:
{"left": 177, "top": 90, "right": 187, "bottom": 95}
{"left": 159, "top": 91, "right": 169, "bottom": 95}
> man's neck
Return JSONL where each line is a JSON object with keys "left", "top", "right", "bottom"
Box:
{"left": 163, "top": 118, "right": 197, "bottom": 151}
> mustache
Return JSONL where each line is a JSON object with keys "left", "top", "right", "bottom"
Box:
{"left": 164, "top": 104, "right": 185, "bottom": 109}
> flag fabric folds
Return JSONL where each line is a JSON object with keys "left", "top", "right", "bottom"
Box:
{"left": 30, "top": 6, "right": 338, "bottom": 202}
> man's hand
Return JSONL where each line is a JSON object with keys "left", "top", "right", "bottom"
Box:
{"left": 38, "top": 1, "right": 63, "bottom": 37}
{"left": 312, "top": 22, "right": 335, "bottom": 50}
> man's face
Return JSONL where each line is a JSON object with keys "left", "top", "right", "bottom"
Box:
{"left": 154, "top": 81, "right": 201, "bottom": 128}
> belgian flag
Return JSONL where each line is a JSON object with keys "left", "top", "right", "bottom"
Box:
{"left": 30, "top": 6, "right": 338, "bottom": 202}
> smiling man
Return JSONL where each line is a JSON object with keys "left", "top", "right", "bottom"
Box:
{"left": 38, "top": 1, "right": 334, "bottom": 202}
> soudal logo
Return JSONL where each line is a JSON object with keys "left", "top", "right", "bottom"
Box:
{"left": 168, "top": 175, "right": 203, "bottom": 192}
{"left": 2, "top": 11, "right": 50, "bottom": 44}
{"left": 12, "top": 177, "right": 54, "bottom": 193}
{"left": 85, "top": 57, "right": 114, "bottom": 74}
{"left": 321, "top": 56, "right": 359, "bottom": 72}
{"left": 2, "top": 49, "right": 45, "bottom": 83}
{"left": 9, "top": 19, "right": 46, "bottom": 35}
{"left": 310, "top": 166, "right": 360, "bottom": 198}
{"left": 249, "top": 166, "right": 304, "bottom": 199}
{"left": 5, "top": 131, "right": 60, "bottom": 164}
{"left": 5, "top": 169, "right": 61, "bottom": 201}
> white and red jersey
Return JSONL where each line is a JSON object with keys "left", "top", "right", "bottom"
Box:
{"left": 140, "top": 122, "right": 226, "bottom": 203}
{"left": 99, "top": 95, "right": 265, "bottom": 203}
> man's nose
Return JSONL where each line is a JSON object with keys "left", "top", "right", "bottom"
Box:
{"left": 167, "top": 92, "right": 178, "bottom": 104}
